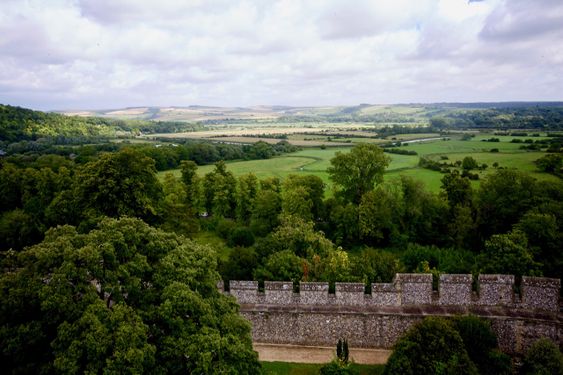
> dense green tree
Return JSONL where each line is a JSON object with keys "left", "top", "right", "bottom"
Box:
{"left": 477, "top": 230, "right": 541, "bottom": 277}
{"left": 515, "top": 212, "right": 562, "bottom": 278}
{"left": 236, "top": 173, "right": 258, "bottom": 223}
{"left": 535, "top": 153, "right": 562, "bottom": 174}
{"left": 440, "top": 170, "right": 473, "bottom": 208}
{"left": 186, "top": 143, "right": 220, "bottom": 165}
{"left": 74, "top": 148, "right": 163, "bottom": 222}
{"left": 461, "top": 156, "right": 479, "bottom": 171}
{"left": 254, "top": 250, "right": 306, "bottom": 283}
{"left": 160, "top": 173, "right": 199, "bottom": 236}
{"left": 0, "top": 209, "right": 41, "bottom": 251}
{"left": 440, "top": 171, "right": 478, "bottom": 248}
{"left": 316, "top": 248, "right": 354, "bottom": 283}
{"left": 282, "top": 175, "right": 325, "bottom": 219}
{"left": 203, "top": 161, "right": 237, "bottom": 217}
{"left": 0, "top": 217, "right": 260, "bottom": 374}
{"left": 358, "top": 186, "right": 402, "bottom": 246}
{"left": 259, "top": 177, "right": 281, "bottom": 193}
{"left": 384, "top": 317, "right": 478, "bottom": 375}
{"left": 325, "top": 198, "right": 360, "bottom": 247}
{"left": 282, "top": 186, "right": 314, "bottom": 221}
{"left": 476, "top": 169, "right": 536, "bottom": 240}
{"left": 399, "top": 176, "right": 448, "bottom": 246}
{"left": 521, "top": 338, "right": 563, "bottom": 375}
{"left": 220, "top": 247, "right": 259, "bottom": 281}
{"left": 180, "top": 160, "right": 200, "bottom": 209}
{"left": 401, "top": 244, "right": 476, "bottom": 275}
{"left": 328, "top": 143, "right": 390, "bottom": 204}
{"left": 269, "top": 215, "right": 335, "bottom": 258}
{"left": 244, "top": 141, "right": 273, "bottom": 159}
{"left": 452, "top": 316, "right": 512, "bottom": 375}
{"left": 430, "top": 117, "right": 450, "bottom": 130}
{"left": 351, "top": 248, "right": 403, "bottom": 283}
{"left": 0, "top": 162, "right": 22, "bottom": 213}
{"left": 250, "top": 190, "right": 282, "bottom": 236}
{"left": 228, "top": 226, "right": 255, "bottom": 248}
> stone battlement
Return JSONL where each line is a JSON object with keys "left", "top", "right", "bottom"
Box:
{"left": 225, "top": 274, "right": 560, "bottom": 312}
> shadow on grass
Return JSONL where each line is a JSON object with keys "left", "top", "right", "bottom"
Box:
{"left": 262, "top": 362, "right": 385, "bottom": 375}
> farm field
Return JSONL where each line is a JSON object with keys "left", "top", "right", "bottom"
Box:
{"left": 158, "top": 134, "right": 559, "bottom": 193}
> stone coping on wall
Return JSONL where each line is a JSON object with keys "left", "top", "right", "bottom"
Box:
{"left": 237, "top": 303, "right": 560, "bottom": 321}
{"left": 223, "top": 274, "right": 561, "bottom": 312}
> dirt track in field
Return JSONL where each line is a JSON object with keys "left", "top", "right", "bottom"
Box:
{"left": 254, "top": 343, "right": 391, "bottom": 364}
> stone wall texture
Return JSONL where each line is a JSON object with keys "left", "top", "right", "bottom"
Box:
{"left": 224, "top": 274, "right": 561, "bottom": 355}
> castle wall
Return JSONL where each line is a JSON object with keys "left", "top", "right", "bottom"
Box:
{"left": 225, "top": 274, "right": 561, "bottom": 355}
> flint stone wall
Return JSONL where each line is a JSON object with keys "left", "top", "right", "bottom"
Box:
{"left": 225, "top": 274, "right": 561, "bottom": 355}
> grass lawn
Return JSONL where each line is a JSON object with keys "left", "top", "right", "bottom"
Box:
{"left": 157, "top": 137, "right": 559, "bottom": 194}
{"left": 192, "top": 231, "right": 231, "bottom": 261}
{"left": 262, "top": 362, "right": 384, "bottom": 375}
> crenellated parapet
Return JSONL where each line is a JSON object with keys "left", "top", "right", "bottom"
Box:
{"left": 477, "top": 274, "right": 515, "bottom": 306}
{"left": 224, "top": 273, "right": 561, "bottom": 312}
{"left": 521, "top": 276, "right": 561, "bottom": 311}
{"left": 229, "top": 280, "right": 258, "bottom": 304}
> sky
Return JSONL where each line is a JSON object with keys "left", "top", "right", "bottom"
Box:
{"left": 0, "top": 0, "right": 562, "bottom": 110}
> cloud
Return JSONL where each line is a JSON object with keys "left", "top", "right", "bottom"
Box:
{"left": 0, "top": 0, "right": 561, "bottom": 110}
{"left": 480, "top": 0, "right": 563, "bottom": 41}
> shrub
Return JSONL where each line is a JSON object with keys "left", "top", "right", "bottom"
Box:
{"left": 384, "top": 317, "right": 478, "bottom": 375}
{"left": 521, "top": 338, "right": 563, "bottom": 375}
{"left": 319, "top": 361, "right": 359, "bottom": 375}
{"left": 490, "top": 148, "right": 499, "bottom": 153}
{"left": 219, "top": 247, "right": 258, "bottom": 281}
{"left": 462, "top": 156, "right": 479, "bottom": 171}
{"left": 320, "top": 339, "right": 358, "bottom": 375}
{"left": 216, "top": 218, "right": 236, "bottom": 239}
{"left": 536, "top": 153, "right": 563, "bottom": 173}
{"left": 228, "top": 226, "right": 255, "bottom": 247}
{"left": 453, "top": 316, "right": 512, "bottom": 375}
{"left": 461, "top": 170, "right": 479, "bottom": 180}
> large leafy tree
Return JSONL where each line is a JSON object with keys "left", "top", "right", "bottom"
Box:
{"left": 476, "top": 169, "right": 536, "bottom": 240}
{"left": 521, "top": 338, "right": 563, "bottom": 375}
{"left": 358, "top": 185, "right": 402, "bottom": 246}
{"left": 328, "top": 143, "right": 390, "bottom": 204}
{"left": 203, "top": 161, "right": 237, "bottom": 217}
{"left": 0, "top": 217, "right": 260, "bottom": 374}
{"left": 384, "top": 317, "right": 478, "bottom": 375}
{"left": 477, "top": 230, "right": 541, "bottom": 277}
{"left": 236, "top": 173, "right": 258, "bottom": 223}
{"left": 180, "top": 160, "right": 200, "bottom": 210}
{"left": 282, "top": 175, "right": 325, "bottom": 220}
{"left": 73, "top": 148, "right": 163, "bottom": 222}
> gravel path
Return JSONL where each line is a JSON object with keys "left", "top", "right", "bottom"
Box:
{"left": 254, "top": 343, "right": 391, "bottom": 364}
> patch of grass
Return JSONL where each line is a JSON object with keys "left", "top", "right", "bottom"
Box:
{"left": 261, "top": 362, "right": 385, "bottom": 375}
{"left": 157, "top": 137, "right": 559, "bottom": 195}
{"left": 192, "top": 230, "right": 231, "bottom": 261}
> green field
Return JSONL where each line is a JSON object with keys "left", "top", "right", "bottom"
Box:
{"left": 262, "top": 362, "right": 384, "bottom": 375}
{"left": 158, "top": 135, "right": 559, "bottom": 194}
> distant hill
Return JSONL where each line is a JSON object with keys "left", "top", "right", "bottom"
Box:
{"left": 59, "top": 103, "right": 563, "bottom": 126}
{"left": 2, "top": 102, "right": 562, "bottom": 144}
{"left": 0, "top": 104, "right": 203, "bottom": 143}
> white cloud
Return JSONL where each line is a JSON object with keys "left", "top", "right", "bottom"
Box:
{"left": 0, "top": 0, "right": 562, "bottom": 110}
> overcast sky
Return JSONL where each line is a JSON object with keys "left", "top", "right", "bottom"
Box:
{"left": 1, "top": 0, "right": 562, "bottom": 110}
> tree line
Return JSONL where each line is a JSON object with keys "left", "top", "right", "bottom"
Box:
{"left": 0, "top": 104, "right": 204, "bottom": 144}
